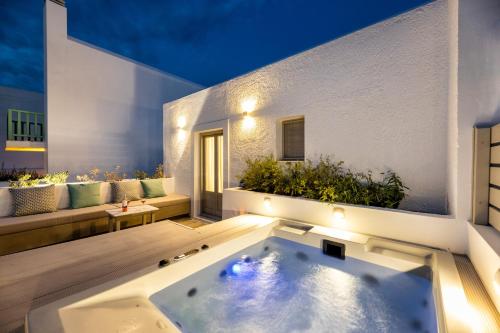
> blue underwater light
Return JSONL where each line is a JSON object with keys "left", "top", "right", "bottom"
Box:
{"left": 231, "top": 263, "right": 241, "bottom": 274}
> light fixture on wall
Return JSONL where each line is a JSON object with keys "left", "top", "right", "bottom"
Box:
{"left": 263, "top": 197, "right": 272, "bottom": 211}
{"left": 241, "top": 97, "right": 257, "bottom": 130}
{"left": 177, "top": 115, "right": 187, "bottom": 129}
{"left": 332, "top": 207, "right": 345, "bottom": 222}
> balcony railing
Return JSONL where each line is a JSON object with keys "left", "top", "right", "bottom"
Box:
{"left": 7, "top": 109, "right": 44, "bottom": 142}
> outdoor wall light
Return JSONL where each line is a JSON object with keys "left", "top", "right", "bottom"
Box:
{"left": 333, "top": 207, "right": 345, "bottom": 222}
{"left": 177, "top": 115, "right": 187, "bottom": 129}
{"left": 263, "top": 197, "right": 272, "bottom": 211}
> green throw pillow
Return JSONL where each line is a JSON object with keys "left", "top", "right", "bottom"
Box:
{"left": 140, "top": 179, "right": 166, "bottom": 198}
{"left": 67, "top": 182, "right": 102, "bottom": 209}
{"left": 10, "top": 185, "right": 57, "bottom": 216}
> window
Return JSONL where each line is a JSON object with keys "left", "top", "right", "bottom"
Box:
{"left": 282, "top": 117, "right": 304, "bottom": 161}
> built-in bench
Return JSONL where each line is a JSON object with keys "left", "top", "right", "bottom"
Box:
{"left": 0, "top": 178, "right": 190, "bottom": 255}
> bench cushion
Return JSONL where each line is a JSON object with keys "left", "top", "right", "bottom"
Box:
{"left": 0, "top": 194, "right": 190, "bottom": 236}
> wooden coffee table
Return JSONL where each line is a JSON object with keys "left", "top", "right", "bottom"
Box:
{"left": 106, "top": 204, "right": 159, "bottom": 232}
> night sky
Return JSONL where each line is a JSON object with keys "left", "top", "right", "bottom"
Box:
{"left": 1, "top": 0, "right": 431, "bottom": 93}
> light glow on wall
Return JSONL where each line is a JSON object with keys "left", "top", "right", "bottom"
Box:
{"left": 242, "top": 113, "right": 256, "bottom": 130}
{"left": 263, "top": 197, "right": 272, "bottom": 211}
{"left": 241, "top": 97, "right": 257, "bottom": 113}
{"left": 333, "top": 207, "right": 345, "bottom": 222}
{"left": 177, "top": 115, "right": 187, "bottom": 129}
{"left": 178, "top": 129, "right": 187, "bottom": 141}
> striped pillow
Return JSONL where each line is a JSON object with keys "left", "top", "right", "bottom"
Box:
{"left": 10, "top": 185, "right": 57, "bottom": 217}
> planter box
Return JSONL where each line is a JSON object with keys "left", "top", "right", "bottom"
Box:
{"left": 0, "top": 178, "right": 175, "bottom": 217}
{"left": 223, "top": 188, "right": 466, "bottom": 252}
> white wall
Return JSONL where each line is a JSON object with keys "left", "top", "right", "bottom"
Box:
{"left": 455, "top": 0, "right": 500, "bottom": 222}
{"left": 164, "top": 0, "right": 451, "bottom": 214}
{"left": 0, "top": 86, "right": 45, "bottom": 171}
{"left": 45, "top": 1, "right": 203, "bottom": 178}
{"left": 223, "top": 188, "right": 466, "bottom": 252}
{"left": 455, "top": 0, "right": 500, "bottom": 312}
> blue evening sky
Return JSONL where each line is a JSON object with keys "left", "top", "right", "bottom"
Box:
{"left": 0, "top": 0, "right": 431, "bottom": 92}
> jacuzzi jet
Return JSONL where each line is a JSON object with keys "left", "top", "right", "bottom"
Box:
{"left": 187, "top": 287, "right": 197, "bottom": 297}
{"left": 158, "top": 259, "right": 170, "bottom": 268}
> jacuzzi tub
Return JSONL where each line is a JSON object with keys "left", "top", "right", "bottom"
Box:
{"left": 26, "top": 215, "right": 471, "bottom": 332}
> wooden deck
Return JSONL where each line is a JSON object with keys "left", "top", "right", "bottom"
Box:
{"left": 453, "top": 255, "right": 500, "bottom": 332}
{"left": 0, "top": 216, "right": 265, "bottom": 332}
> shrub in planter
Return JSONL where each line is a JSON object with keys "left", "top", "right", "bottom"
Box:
{"left": 9, "top": 171, "right": 70, "bottom": 188}
{"left": 76, "top": 168, "right": 100, "bottom": 182}
{"left": 43, "top": 171, "right": 69, "bottom": 184}
{"left": 239, "top": 155, "right": 408, "bottom": 209}
{"left": 134, "top": 163, "right": 165, "bottom": 180}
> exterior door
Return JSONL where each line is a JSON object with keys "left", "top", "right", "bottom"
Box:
{"left": 201, "top": 131, "right": 223, "bottom": 220}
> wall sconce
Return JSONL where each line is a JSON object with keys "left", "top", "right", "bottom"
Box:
{"left": 177, "top": 115, "right": 187, "bottom": 129}
{"left": 263, "top": 197, "right": 272, "bottom": 211}
{"left": 333, "top": 207, "right": 345, "bottom": 222}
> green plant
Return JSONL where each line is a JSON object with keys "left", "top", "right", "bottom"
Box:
{"left": 135, "top": 170, "right": 149, "bottom": 180}
{"left": 104, "top": 165, "right": 126, "bottom": 182}
{"left": 76, "top": 167, "right": 101, "bottom": 182}
{"left": 152, "top": 163, "right": 165, "bottom": 179}
{"left": 238, "top": 155, "right": 408, "bottom": 209}
{"left": 43, "top": 171, "right": 69, "bottom": 184}
{"left": 9, "top": 174, "right": 41, "bottom": 188}
{"left": 238, "top": 155, "right": 283, "bottom": 194}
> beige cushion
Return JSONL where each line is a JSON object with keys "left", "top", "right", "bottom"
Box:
{"left": 110, "top": 180, "right": 142, "bottom": 203}
{"left": 10, "top": 185, "right": 57, "bottom": 217}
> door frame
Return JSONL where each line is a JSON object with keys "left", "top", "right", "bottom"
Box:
{"left": 192, "top": 119, "right": 230, "bottom": 220}
{"left": 200, "top": 130, "right": 223, "bottom": 219}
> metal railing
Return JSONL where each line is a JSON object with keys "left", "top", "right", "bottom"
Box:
{"left": 7, "top": 109, "right": 44, "bottom": 142}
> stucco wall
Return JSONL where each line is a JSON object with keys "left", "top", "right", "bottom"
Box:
{"left": 0, "top": 86, "right": 45, "bottom": 171}
{"left": 456, "top": 0, "right": 500, "bottom": 312}
{"left": 45, "top": 1, "right": 203, "bottom": 178}
{"left": 455, "top": 0, "right": 500, "bottom": 222}
{"left": 164, "top": 0, "right": 450, "bottom": 214}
